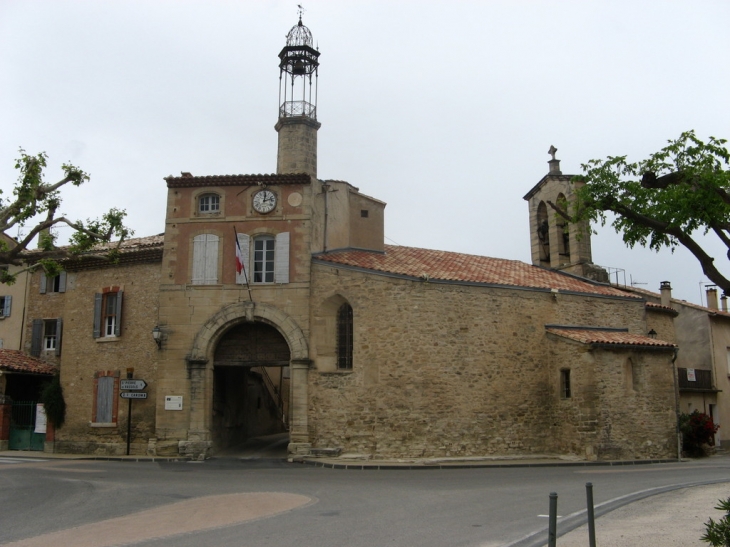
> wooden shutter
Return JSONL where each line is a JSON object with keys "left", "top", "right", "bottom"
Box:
{"left": 114, "top": 291, "right": 123, "bottom": 337}
{"left": 55, "top": 318, "right": 63, "bottom": 356}
{"left": 58, "top": 271, "right": 67, "bottom": 293}
{"left": 93, "top": 293, "right": 103, "bottom": 338}
{"left": 96, "top": 376, "right": 114, "bottom": 423}
{"left": 236, "top": 233, "right": 250, "bottom": 285}
{"left": 31, "top": 319, "right": 43, "bottom": 356}
{"left": 274, "top": 232, "right": 290, "bottom": 284}
{"left": 39, "top": 272, "right": 47, "bottom": 294}
{"left": 205, "top": 234, "right": 219, "bottom": 284}
{"left": 2, "top": 295, "right": 10, "bottom": 317}
{"left": 192, "top": 234, "right": 207, "bottom": 284}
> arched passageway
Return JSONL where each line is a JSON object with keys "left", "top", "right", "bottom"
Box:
{"left": 211, "top": 322, "right": 291, "bottom": 452}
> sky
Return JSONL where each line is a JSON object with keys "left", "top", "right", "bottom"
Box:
{"left": 1, "top": 0, "right": 729, "bottom": 305}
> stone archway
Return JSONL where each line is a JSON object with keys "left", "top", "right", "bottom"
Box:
{"left": 183, "top": 301, "right": 311, "bottom": 459}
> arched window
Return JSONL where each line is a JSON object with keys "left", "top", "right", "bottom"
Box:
{"left": 556, "top": 193, "right": 570, "bottom": 261}
{"left": 337, "top": 303, "right": 353, "bottom": 370}
{"left": 536, "top": 201, "right": 550, "bottom": 264}
{"left": 198, "top": 193, "right": 220, "bottom": 214}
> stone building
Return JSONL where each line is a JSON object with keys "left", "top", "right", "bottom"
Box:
{"left": 11, "top": 16, "right": 682, "bottom": 460}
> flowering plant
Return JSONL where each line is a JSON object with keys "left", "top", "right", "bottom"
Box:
{"left": 679, "top": 410, "right": 719, "bottom": 456}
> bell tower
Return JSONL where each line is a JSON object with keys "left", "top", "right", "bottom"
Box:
{"left": 523, "top": 147, "right": 608, "bottom": 282}
{"left": 275, "top": 12, "right": 321, "bottom": 177}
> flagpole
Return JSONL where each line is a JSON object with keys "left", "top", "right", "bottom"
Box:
{"left": 234, "top": 226, "right": 253, "bottom": 302}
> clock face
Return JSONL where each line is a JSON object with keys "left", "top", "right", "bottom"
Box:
{"left": 253, "top": 189, "right": 277, "bottom": 214}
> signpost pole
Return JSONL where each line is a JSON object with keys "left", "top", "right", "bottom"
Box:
{"left": 126, "top": 368, "right": 134, "bottom": 456}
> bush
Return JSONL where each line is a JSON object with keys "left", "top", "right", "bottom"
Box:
{"left": 40, "top": 375, "right": 66, "bottom": 428}
{"left": 702, "top": 498, "right": 730, "bottom": 546}
{"left": 679, "top": 410, "right": 719, "bottom": 456}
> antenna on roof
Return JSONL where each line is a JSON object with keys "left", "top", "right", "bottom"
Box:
{"left": 630, "top": 275, "right": 647, "bottom": 286}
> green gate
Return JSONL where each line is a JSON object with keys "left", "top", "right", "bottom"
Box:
{"left": 8, "top": 401, "right": 46, "bottom": 451}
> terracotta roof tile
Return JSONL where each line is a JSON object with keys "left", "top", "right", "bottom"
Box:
{"left": 315, "top": 245, "right": 639, "bottom": 299}
{"left": 165, "top": 173, "right": 311, "bottom": 188}
{"left": 546, "top": 328, "right": 676, "bottom": 348}
{"left": 0, "top": 350, "right": 57, "bottom": 375}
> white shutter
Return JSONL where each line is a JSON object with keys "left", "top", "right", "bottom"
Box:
{"left": 236, "top": 233, "right": 250, "bottom": 285}
{"left": 192, "top": 235, "right": 207, "bottom": 284}
{"left": 204, "top": 234, "right": 219, "bottom": 284}
{"left": 274, "top": 232, "right": 290, "bottom": 284}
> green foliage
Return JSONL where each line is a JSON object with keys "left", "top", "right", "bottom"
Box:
{"left": 679, "top": 410, "right": 719, "bottom": 456}
{"left": 701, "top": 498, "right": 730, "bottom": 546}
{"left": 39, "top": 375, "right": 66, "bottom": 429}
{"left": 570, "top": 131, "right": 730, "bottom": 293}
{"left": 0, "top": 149, "right": 133, "bottom": 282}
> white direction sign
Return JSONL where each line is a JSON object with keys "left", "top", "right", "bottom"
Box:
{"left": 120, "top": 379, "right": 147, "bottom": 391}
{"left": 120, "top": 392, "right": 148, "bottom": 400}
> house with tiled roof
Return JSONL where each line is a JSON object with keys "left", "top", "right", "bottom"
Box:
{"left": 5, "top": 17, "right": 682, "bottom": 461}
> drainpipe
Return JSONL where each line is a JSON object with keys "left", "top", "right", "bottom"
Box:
{"left": 671, "top": 347, "right": 681, "bottom": 461}
{"left": 321, "top": 182, "right": 330, "bottom": 253}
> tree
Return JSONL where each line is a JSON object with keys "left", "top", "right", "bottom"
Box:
{"left": 553, "top": 131, "right": 730, "bottom": 294}
{"left": 0, "top": 149, "right": 132, "bottom": 283}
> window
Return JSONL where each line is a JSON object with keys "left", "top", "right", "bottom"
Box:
{"left": 337, "top": 303, "right": 353, "bottom": 370}
{"left": 192, "top": 234, "right": 219, "bottom": 284}
{"left": 560, "top": 369, "right": 571, "bottom": 399}
{"left": 30, "top": 318, "right": 63, "bottom": 357}
{"left": 40, "top": 271, "right": 66, "bottom": 294}
{"left": 93, "top": 371, "right": 120, "bottom": 424}
{"left": 0, "top": 295, "right": 11, "bottom": 317}
{"left": 235, "top": 233, "right": 290, "bottom": 285}
{"left": 199, "top": 193, "right": 220, "bottom": 214}
{"left": 93, "top": 288, "right": 123, "bottom": 338}
{"left": 253, "top": 236, "right": 275, "bottom": 283}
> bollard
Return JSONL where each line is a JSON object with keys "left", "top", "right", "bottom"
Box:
{"left": 586, "top": 482, "right": 596, "bottom": 547}
{"left": 548, "top": 492, "right": 558, "bottom": 547}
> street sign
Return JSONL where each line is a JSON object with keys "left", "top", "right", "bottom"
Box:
{"left": 120, "top": 379, "right": 147, "bottom": 391}
{"left": 120, "top": 392, "right": 148, "bottom": 399}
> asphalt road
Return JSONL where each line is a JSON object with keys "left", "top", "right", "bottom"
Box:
{"left": 1, "top": 455, "right": 729, "bottom": 547}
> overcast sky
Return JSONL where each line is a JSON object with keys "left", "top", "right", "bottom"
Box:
{"left": 2, "top": 1, "right": 729, "bottom": 305}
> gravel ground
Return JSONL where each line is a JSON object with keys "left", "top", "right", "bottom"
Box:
{"left": 558, "top": 483, "right": 730, "bottom": 547}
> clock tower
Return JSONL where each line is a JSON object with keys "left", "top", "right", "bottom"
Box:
{"left": 275, "top": 13, "right": 321, "bottom": 177}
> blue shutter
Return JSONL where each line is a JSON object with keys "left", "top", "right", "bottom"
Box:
{"left": 39, "top": 272, "right": 47, "bottom": 294}
{"left": 31, "top": 319, "right": 43, "bottom": 356}
{"left": 58, "top": 271, "right": 67, "bottom": 293}
{"left": 93, "top": 293, "right": 102, "bottom": 338}
{"left": 2, "top": 295, "right": 10, "bottom": 317}
{"left": 55, "top": 318, "right": 63, "bottom": 356}
{"left": 114, "top": 291, "right": 123, "bottom": 337}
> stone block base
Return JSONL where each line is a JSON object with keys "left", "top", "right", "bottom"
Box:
{"left": 287, "top": 442, "right": 311, "bottom": 461}
{"left": 178, "top": 440, "right": 211, "bottom": 460}
{"left": 0, "top": 440, "right": 7, "bottom": 451}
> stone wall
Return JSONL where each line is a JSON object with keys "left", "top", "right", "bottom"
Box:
{"left": 308, "top": 263, "right": 677, "bottom": 460}
{"left": 25, "top": 261, "right": 161, "bottom": 455}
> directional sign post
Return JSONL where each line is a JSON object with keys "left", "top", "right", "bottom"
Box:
{"left": 120, "top": 379, "right": 147, "bottom": 391}
{"left": 121, "top": 371, "right": 147, "bottom": 455}
{"left": 120, "top": 392, "right": 148, "bottom": 399}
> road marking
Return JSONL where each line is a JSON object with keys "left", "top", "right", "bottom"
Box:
{"left": 0, "top": 457, "right": 47, "bottom": 464}
{"left": 2, "top": 492, "right": 314, "bottom": 547}
{"left": 537, "top": 514, "right": 563, "bottom": 518}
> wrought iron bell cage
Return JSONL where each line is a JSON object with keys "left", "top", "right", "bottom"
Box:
{"left": 278, "top": 17, "right": 320, "bottom": 120}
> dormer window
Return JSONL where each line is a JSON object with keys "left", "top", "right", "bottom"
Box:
{"left": 199, "top": 193, "right": 220, "bottom": 214}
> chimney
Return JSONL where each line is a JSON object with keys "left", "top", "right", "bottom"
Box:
{"left": 707, "top": 287, "right": 719, "bottom": 310}
{"left": 659, "top": 281, "right": 672, "bottom": 307}
{"left": 722, "top": 293, "right": 728, "bottom": 312}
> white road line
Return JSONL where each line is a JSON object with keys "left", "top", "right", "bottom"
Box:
{"left": 0, "top": 457, "right": 47, "bottom": 464}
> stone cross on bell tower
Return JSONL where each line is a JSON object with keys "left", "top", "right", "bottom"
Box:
{"left": 275, "top": 13, "right": 321, "bottom": 177}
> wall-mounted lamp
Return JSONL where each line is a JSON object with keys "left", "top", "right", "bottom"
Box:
{"left": 152, "top": 326, "right": 163, "bottom": 349}
{"left": 647, "top": 329, "right": 657, "bottom": 339}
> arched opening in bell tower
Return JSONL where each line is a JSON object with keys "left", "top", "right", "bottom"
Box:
{"left": 536, "top": 201, "right": 550, "bottom": 265}
{"left": 211, "top": 322, "right": 291, "bottom": 453}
